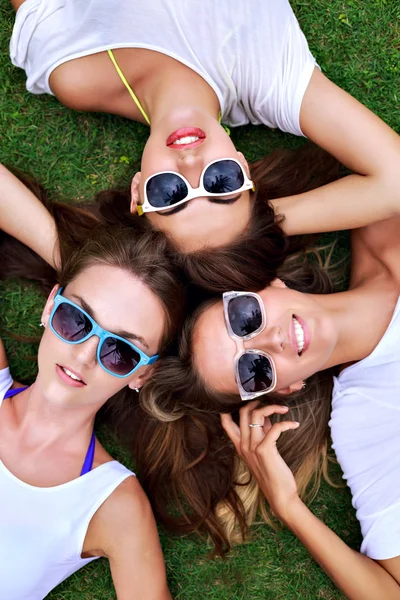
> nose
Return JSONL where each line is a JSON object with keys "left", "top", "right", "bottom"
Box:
{"left": 73, "top": 335, "right": 99, "bottom": 369}
{"left": 246, "top": 326, "right": 284, "bottom": 354}
{"left": 176, "top": 153, "right": 204, "bottom": 188}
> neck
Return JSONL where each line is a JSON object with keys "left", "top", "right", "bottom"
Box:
{"left": 12, "top": 378, "right": 96, "bottom": 448}
{"left": 134, "top": 55, "right": 221, "bottom": 126}
{"left": 313, "top": 286, "right": 398, "bottom": 371}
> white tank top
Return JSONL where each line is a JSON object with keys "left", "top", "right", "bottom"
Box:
{"left": 10, "top": 0, "right": 317, "bottom": 136}
{"left": 330, "top": 297, "right": 400, "bottom": 560}
{"left": 0, "top": 392, "right": 134, "bottom": 599}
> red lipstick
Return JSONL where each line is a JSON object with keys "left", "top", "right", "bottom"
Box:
{"left": 166, "top": 127, "right": 206, "bottom": 150}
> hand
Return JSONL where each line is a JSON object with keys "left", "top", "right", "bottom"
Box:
{"left": 221, "top": 401, "right": 301, "bottom": 523}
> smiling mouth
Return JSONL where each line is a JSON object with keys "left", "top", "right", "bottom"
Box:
{"left": 166, "top": 127, "right": 206, "bottom": 149}
{"left": 57, "top": 364, "right": 86, "bottom": 385}
{"left": 61, "top": 367, "right": 83, "bottom": 382}
{"left": 292, "top": 316, "right": 305, "bottom": 355}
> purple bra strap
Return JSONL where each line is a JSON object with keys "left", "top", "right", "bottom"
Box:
{"left": 80, "top": 430, "right": 96, "bottom": 476}
{"left": 4, "top": 386, "right": 95, "bottom": 476}
{"left": 4, "top": 386, "right": 28, "bottom": 399}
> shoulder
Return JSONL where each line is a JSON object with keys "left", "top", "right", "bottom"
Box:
{"left": 102, "top": 475, "right": 149, "bottom": 524}
{"left": 85, "top": 469, "right": 170, "bottom": 598}
{"left": 350, "top": 217, "right": 400, "bottom": 289}
{"left": 88, "top": 473, "right": 155, "bottom": 555}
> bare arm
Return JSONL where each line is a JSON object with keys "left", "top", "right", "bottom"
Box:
{"left": 221, "top": 402, "right": 400, "bottom": 600}
{"left": 272, "top": 70, "right": 400, "bottom": 235}
{"left": 0, "top": 165, "right": 60, "bottom": 268}
{"left": 93, "top": 476, "right": 171, "bottom": 600}
{"left": 284, "top": 500, "right": 400, "bottom": 600}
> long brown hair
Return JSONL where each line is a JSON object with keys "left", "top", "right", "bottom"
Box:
{"left": 0, "top": 146, "right": 342, "bottom": 554}
{"left": 126, "top": 246, "right": 339, "bottom": 556}
{"left": 0, "top": 170, "right": 186, "bottom": 350}
{"left": 94, "top": 143, "right": 342, "bottom": 293}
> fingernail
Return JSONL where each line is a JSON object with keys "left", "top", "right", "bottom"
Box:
{"left": 294, "top": 422, "right": 300, "bottom": 426}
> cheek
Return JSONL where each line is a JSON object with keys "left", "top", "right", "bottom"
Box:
{"left": 141, "top": 139, "right": 170, "bottom": 179}
{"left": 37, "top": 332, "right": 64, "bottom": 367}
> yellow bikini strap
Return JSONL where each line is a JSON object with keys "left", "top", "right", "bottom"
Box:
{"left": 218, "top": 112, "right": 231, "bottom": 136}
{"left": 107, "top": 49, "right": 151, "bottom": 125}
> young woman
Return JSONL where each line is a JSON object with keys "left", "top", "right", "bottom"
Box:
{"left": 132, "top": 211, "right": 400, "bottom": 597}
{"left": 8, "top": 0, "right": 400, "bottom": 270}
{"left": 0, "top": 172, "right": 186, "bottom": 598}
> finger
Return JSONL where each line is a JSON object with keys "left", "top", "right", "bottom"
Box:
{"left": 238, "top": 400, "right": 260, "bottom": 451}
{"left": 260, "top": 421, "right": 300, "bottom": 450}
{"left": 220, "top": 413, "right": 241, "bottom": 453}
{"left": 249, "top": 405, "right": 289, "bottom": 449}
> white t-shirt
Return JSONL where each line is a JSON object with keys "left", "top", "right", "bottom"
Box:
{"left": 10, "top": 0, "right": 317, "bottom": 136}
{"left": 330, "top": 297, "right": 400, "bottom": 560}
{"left": 0, "top": 379, "right": 135, "bottom": 599}
{"left": 0, "top": 367, "right": 14, "bottom": 400}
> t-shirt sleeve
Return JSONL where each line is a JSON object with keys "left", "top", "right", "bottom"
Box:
{"left": 257, "top": 13, "right": 318, "bottom": 137}
{"left": 0, "top": 367, "right": 14, "bottom": 401}
{"left": 330, "top": 382, "right": 400, "bottom": 560}
{"left": 360, "top": 505, "right": 400, "bottom": 560}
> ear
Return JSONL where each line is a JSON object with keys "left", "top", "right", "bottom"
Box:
{"left": 270, "top": 278, "right": 287, "bottom": 289}
{"left": 127, "top": 364, "right": 156, "bottom": 391}
{"left": 236, "top": 151, "right": 251, "bottom": 179}
{"left": 275, "top": 380, "right": 304, "bottom": 395}
{"left": 130, "top": 172, "right": 142, "bottom": 214}
{"left": 41, "top": 284, "right": 61, "bottom": 327}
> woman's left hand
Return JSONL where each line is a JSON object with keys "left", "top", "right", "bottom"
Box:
{"left": 221, "top": 401, "right": 301, "bottom": 523}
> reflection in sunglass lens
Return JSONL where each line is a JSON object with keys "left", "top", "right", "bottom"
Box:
{"left": 238, "top": 353, "right": 274, "bottom": 393}
{"left": 99, "top": 337, "right": 140, "bottom": 376}
{"left": 203, "top": 160, "right": 244, "bottom": 194}
{"left": 228, "top": 295, "right": 263, "bottom": 337}
{"left": 146, "top": 173, "right": 188, "bottom": 208}
{"left": 52, "top": 303, "right": 92, "bottom": 341}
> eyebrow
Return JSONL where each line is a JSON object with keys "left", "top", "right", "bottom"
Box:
{"left": 70, "top": 294, "right": 150, "bottom": 349}
{"left": 158, "top": 193, "right": 242, "bottom": 217}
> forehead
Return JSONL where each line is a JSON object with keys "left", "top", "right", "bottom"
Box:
{"left": 193, "top": 300, "right": 238, "bottom": 392}
{"left": 65, "top": 264, "right": 165, "bottom": 350}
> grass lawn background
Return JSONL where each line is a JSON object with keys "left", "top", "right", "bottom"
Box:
{"left": 0, "top": 0, "right": 399, "bottom": 598}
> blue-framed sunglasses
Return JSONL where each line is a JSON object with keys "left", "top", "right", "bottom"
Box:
{"left": 49, "top": 289, "right": 158, "bottom": 378}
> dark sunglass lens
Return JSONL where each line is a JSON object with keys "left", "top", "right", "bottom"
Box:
{"left": 146, "top": 173, "right": 188, "bottom": 208}
{"left": 238, "top": 353, "right": 274, "bottom": 393}
{"left": 99, "top": 337, "right": 140, "bottom": 376}
{"left": 52, "top": 303, "right": 92, "bottom": 342}
{"left": 203, "top": 160, "right": 244, "bottom": 194}
{"left": 228, "top": 295, "right": 262, "bottom": 337}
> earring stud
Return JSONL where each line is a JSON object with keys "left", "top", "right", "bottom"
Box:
{"left": 39, "top": 322, "right": 45, "bottom": 327}
{"left": 133, "top": 387, "right": 140, "bottom": 393}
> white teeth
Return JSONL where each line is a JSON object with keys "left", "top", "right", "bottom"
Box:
{"left": 62, "top": 367, "right": 82, "bottom": 382}
{"left": 174, "top": 136, "right": 199, "bottom": 145}
{"left": 293, "top": 317, "right": 305, "bottom": 354}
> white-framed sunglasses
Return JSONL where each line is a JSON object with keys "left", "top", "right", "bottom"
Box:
{"left": 137, "top": 158, "right": 254, "bottom": 215}
{"left": 223, "top": 291, "right": 277, "bottom": 401}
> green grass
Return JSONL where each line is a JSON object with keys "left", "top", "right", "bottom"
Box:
{"left": 0, "top": 0, "right": 398, "bottom": 598}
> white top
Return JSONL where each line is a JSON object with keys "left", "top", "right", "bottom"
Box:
{"left": 330, "top": 297, "right": 400, "bottom": 560}
{"left": 10, "top": 0, "right": 317, "bottom": 136}
{"left": 0, "top": 367, "right": 13, "bottom": 399}
{"left": 0, "top": 388, "right": 134, "bottom": 599}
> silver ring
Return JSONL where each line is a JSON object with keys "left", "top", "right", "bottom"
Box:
{"left": 249, "top": 423, "right": 264, "bottom": 428}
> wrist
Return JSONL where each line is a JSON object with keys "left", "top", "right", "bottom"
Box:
{"left": 277, "top": 496, "right": 307, "bottom": 528}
